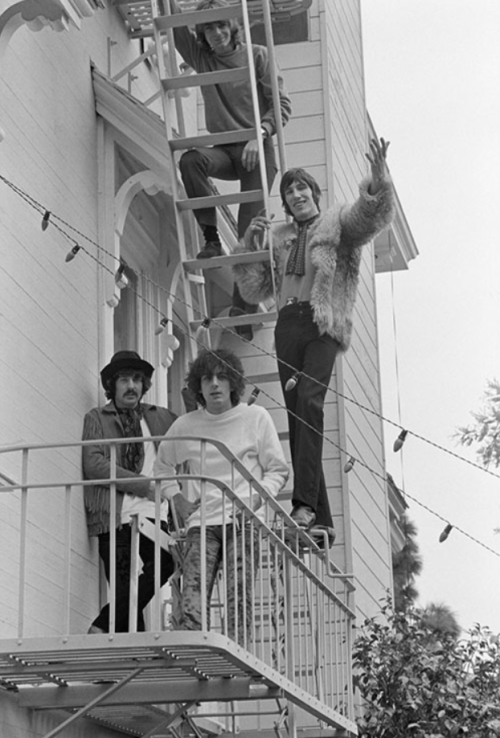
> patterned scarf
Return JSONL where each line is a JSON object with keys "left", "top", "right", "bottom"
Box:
{"left": 117, "top": 405, "right": 144, "bottom": 473}
{"left": 285, "top": 214, "right": 320, "bottom": 277}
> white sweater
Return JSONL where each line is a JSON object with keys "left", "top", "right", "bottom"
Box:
{"left": 154, "top": 403, "right": 289, "bottom": 528}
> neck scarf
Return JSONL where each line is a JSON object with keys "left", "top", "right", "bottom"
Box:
{"left": 117, "top": 405, "right": 144, "bottom": 473}
{"left": 285, "top": 214, "right": 320, "bottom": 277}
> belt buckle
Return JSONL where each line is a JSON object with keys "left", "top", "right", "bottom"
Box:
{"left": 286, "top": 297, "right": 298, "bottom": 306}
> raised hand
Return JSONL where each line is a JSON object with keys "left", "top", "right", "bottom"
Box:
{"left": 365, "top": 137, "right": 390, "bottom": 194}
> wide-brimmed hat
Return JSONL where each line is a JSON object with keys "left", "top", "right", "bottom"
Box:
{"left": 100, "top": 350, "right": 154, "bottom": 389}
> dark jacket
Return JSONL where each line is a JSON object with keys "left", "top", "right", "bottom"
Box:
{"left": 82, "top": 402, "right": 177, "bottom": 536}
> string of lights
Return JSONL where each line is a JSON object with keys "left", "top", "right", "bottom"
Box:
{"left": 2, "top": 172, "right": 499, "bottom": 559}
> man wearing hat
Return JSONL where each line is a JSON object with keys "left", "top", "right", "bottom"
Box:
{"left": 82, "top": 350, "right": 177, "bottom": 633}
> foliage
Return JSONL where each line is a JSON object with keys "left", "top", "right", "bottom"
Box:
{"left": 457, "top": 379, "right": 500, "bottom": 469}
{"left": 420, "top": 602, "right": 461, "bottom": 640}
{"left": 392, "top": 514, "right": 423, "bottom": 612}
{"left": 353, "top": 601, "right": 500, "bottom": 737}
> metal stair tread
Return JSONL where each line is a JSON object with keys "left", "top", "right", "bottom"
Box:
{"left": 184, "top": 250, "right": 271, "bottom": 272}
{"left": 191, "top": 311, "right": 277, "bottom": 330}
{"left": 176, "top": 190, "right": 264, "bottom": 211}
{"left": 154, "top": 5, "right": 244, "bottom": 32}
{"left": 162, "top": 67, "right": 248, "bottom": 92}
{"left": 170, "top": 128, "right": 257, "bottom": 151}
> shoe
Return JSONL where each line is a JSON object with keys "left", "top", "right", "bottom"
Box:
{"left": 289, "top": 504, "right": 316, "bottom": 530}
{"left": 229, "top": 307, "right": 253, "bottom": 341}
{"left": 88, "top": 624, "right": 106, "bottom": 634}
{"left": 309, "top": 525, "right": 336, "bottom": 549}
{"left": 196, "top": 241, "right": 222, "bottom": 259}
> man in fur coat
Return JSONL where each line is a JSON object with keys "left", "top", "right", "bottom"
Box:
{"left": 233, "top": 138, "right": 394, "bottom": 544}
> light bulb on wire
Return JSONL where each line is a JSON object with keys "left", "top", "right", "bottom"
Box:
{"left": 247, "top": 387, "right": 260, "bottom": 406}
{"left": 115, "top": 263, "right": 129, "bottom": 289}
{"left": 155, "top": 317, "right": 169, "bottom": 336}
{"left": 285, "top": 372, "right": 300, "bottom": 392}
{"left": 344, "top": 456, "right": 355, "bottom": 473}
{"left": 439, "top": 523, "right": 453, "bottom": 543}
{"left": 393, "top": 429, "right": 408, "bottom": 452}
{"left": 65, "top": 244, "right": 81, "bottom": 262}
{"left": 41, "top": 210, "right": 51, "bottom": 231}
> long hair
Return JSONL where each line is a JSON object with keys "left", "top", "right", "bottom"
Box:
{"left": 186, "top": 349, "right": 245, "bottom": 408}
{"left": 194, "top": 0, "right": 242, "bottom": 52}
{"left": 280, "top": 168, "right": 322, "bottom": 217}
{"left": 104, "top": 372, "right": 152, "bottom": 401}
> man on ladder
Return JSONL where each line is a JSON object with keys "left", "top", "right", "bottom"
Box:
{"left": 168, "top": 0, "right": 292, "bottom": 338}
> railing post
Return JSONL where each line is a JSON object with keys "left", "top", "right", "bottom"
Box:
{"left": 200, "top": 440, "right": 207, "bottom": 632}
{"left": 128, "top": 514, "right": 140, "bottom": 633}
{"left": 17, "top": 447, "right": 29, "bottom": 639}
{"left": 109, "top": 442, "right": 117, "bottom": 634}
{"left": 62, "top": 484, "right": 72, "bottom": 635}
{"left": 153, "top": 474, "right": 162, "bottom": 632}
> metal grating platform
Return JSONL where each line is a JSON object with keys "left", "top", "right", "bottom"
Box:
{"left": 0, "top": 632, "right": 356, "bottom": 735}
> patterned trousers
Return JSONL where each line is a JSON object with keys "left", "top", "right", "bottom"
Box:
{"left": 179, "top": 524, "right": 259, "bottom": 645}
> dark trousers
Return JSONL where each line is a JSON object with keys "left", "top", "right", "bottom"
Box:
{"left": 92, "top": 520, "right": 175, "bottom": 632}
{"left": 179, "top": 140, "right": 277, "bottom": 313}
{"left": 275, "top": 302, "right": 339, "bottom": 529}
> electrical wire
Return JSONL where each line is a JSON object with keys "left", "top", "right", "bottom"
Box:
{"left": 2, "top": 172, "right": 500, "bottom": 560}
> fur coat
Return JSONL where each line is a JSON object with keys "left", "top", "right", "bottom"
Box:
{"left": 233, "top": 175, "right": 395, "bottom": 352}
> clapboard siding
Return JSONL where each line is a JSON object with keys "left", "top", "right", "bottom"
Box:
{"left": 0, "top": 1, "right": 163, "bottom": 656}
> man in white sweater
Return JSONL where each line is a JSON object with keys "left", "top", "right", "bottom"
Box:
{"left": 154, "top": 348, "right": 288, "bottom": 643}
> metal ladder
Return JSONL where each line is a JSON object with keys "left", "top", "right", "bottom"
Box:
{"left": 148, "top": 0, "right": 290, "bottom": 358}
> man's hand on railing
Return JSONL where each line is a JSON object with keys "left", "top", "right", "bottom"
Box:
{"left": 170, "top": 492, "right": 200, "bottom": 530}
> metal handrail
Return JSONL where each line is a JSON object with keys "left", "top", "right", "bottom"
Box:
{"left": 0, "top": 435, "right": 355, "bottom": 722}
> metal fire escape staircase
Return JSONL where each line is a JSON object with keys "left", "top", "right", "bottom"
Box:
{"left": 117, "top": 0, "right": 298, "bottom": 355}
{"left": 0, "top": 3, "right": 357, "bottom": 737}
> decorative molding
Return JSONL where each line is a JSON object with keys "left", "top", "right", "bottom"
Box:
{"left": 0, "top": 0, "right": 102, "bottom": 142}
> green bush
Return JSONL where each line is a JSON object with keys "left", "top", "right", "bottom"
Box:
{"left": 353, "top": 603, "right": 500, "bottom": 737}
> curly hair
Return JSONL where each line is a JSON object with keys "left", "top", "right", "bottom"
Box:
{"left": 280, "top": 167, "right": 322, "bottom": 217}
{"left": 194, "top": 0, "right": 242, "bottom": 52}
{"left": 186, "top": 349, "right": 246, "bottom": 408}
{"left": 104, "top": 372, "right": 152, "bottom": 402}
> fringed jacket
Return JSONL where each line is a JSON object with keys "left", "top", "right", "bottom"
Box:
{"left": 233, "top": 174, "right": 395, "bottom": 352}
{"left": 82, "top": 403, "right": 177, "bottom": 537}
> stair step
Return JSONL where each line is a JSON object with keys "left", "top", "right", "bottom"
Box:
{"left": 170, "top": 128, "right": 257, "bottom": 151}
{"left": 246, "top": 372, "right": 281, "bottom": 384}
{"left": 184, "top": 250, "right": 271, "bottom": 272}
{"left": 154, "top": 5, "right": 243, "bottom": 33}
{"left": 176, "top": 189, "right": 264, "bottom": 212}
{"left": 191, "top": 311, "right": 277, "bottom": 331}
{"left": 162, "top": 67, "right": 248, "bottom": 92}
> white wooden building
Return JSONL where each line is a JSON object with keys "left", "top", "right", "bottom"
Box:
{"left": 0, "top": 0, "right": 417, "bottom": 736}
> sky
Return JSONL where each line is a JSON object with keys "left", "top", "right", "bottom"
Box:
{"left": 361, "top": 0, "right": 500, "bottom": 634}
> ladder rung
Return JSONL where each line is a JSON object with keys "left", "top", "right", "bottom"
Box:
{"left": 177, "top": 190, "right": 263, "bottom": 211}
{"left": 154, "top": 6, "right": 244, "bottom": 32}
{"left": 162, "top": 67, "right": 248, "bottom": 91}
{"left": 246, "top": 372, "right": 281, "bottom": 383}
{"left": 184, "top": 251, "right": 272, "bottom": 272}
{"left": 170, "top": 129, "right": 257, "bottom": 151}
{"left": 191, "top": 311, "right": 277, "bottom": 330}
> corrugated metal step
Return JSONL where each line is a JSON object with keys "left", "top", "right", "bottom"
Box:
{"left": 184, "top": 250, "right": 271, "bottom": 272}
{"left": 176, "top": 189, "right": 264, "bottom": 212}
{"left": 170, "top": 128, "right": 257, "bottom": 152}
{"left": 190, "top": 311, "right": 277, "bottom": 331}
{"left": 162, "top": 66, "right": 249, "bottom": 93}
{"left": 154, "top": 5, "right": 243, "bottom": 33}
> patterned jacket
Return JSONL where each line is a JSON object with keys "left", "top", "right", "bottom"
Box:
{"left": 82, "top": 402, "right": 176, "bottom": 536}
{"left": 233, "top": 174, "right": 394, "bottom": 351}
